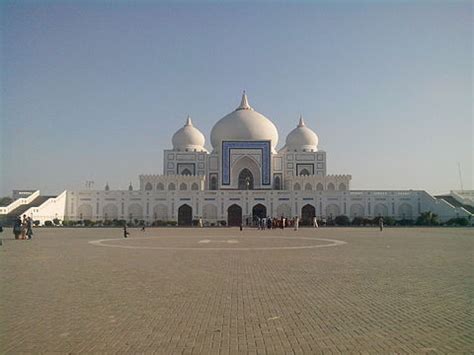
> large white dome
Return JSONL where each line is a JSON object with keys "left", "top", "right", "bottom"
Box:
{"left": 282, "top": 116, "right": 319, "bottom": 152}
{"left": 210, "top": 93, "right": 279, "bottom": 152}
{"left": 172, "top": 116, "right": 207, "bottom": 152}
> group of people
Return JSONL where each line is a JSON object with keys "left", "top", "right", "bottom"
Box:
{"left": 253, "top": 216, "right": 320, "bottom": 230}
{"left": 13, "top": 214, "right": 33, "bottom": 240}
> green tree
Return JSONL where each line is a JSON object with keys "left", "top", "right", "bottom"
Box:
{"left": 416, "top": 211, "right": 439, "bottom": 226}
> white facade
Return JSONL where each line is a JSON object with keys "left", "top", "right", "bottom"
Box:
{"left": 63, "top": 93, "right": 471, "bottom": 225}
{"left": 2, "top": 93, "right": 471, "bottom": 225}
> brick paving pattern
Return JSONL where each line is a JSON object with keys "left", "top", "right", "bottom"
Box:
{"left": 1, "top": 227, "right": 473, "bottom": 353}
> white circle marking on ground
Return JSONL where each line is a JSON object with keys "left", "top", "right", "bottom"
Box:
{"left": 88, "top": 236, "right": 347, "bottom": 251}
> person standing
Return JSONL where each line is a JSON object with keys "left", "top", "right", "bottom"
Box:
{"left": 26, "top": 217, "right": 33, "bottom": 240}
{"left": 21, "top": 214, "right": 27, "bottom": 240}
{"left": 13, "top": 217, "right": 22, "bottom": 240}
{"left": 313, "top": 216, "right": 319, "bottom": 229}
{"left": 123, "top": 225, "right": 129, "bottom": 238}
{"left": 294, "top": 216, "right": 299, "bottom": 231}
{"left": 379, "top": 217, "right": 384, "bottom": 231}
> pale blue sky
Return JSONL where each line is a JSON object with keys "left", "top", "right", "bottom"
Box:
{"left": 1, "top": 0, "right": 472, "bottom": 196}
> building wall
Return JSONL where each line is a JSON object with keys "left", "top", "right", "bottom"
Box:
{"left": 65, "top": 188, "right": 471, "bottom": 223}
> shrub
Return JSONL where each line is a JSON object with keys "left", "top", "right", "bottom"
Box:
{"left": 167, "top": 221, "right": 177, "bottom": 226}
{"left": 53, "top": 218, "right": 61, "bottom": 226}
{"left": 33, "top": 220, "right": 41, "bottom": 226}
{"left": 83, "top": 219, "right": 94, "bottom": 227}
{"left": 445, "top": 217, "right": 469, "bottom": 226}
{"left": 44, "top": 220, "right": 53, "bottom": 227}
{"left": 397, "top": 219, "right": 414, "bottom": 226}
{"left": 218, "top": 220, "right": 227, "bottom": 227}
{"left": 351, "top": 217, "right": 364, "bottom": 226}
{"left": 334, "top": 215, "right": 350, "bottom": 226}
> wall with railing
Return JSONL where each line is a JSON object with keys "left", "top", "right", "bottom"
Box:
{"left": 23, "top": 191, "right": 67, "bottom": 225}
{"left": 0, "top": 190, "right": 40, "bottom": 214}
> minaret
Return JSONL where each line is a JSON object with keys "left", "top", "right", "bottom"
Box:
{"left": 128, "top": 182, "right": 133, "bottom": 191}
{"left": 105, "top": 182, "right": 110, "bottom": 191}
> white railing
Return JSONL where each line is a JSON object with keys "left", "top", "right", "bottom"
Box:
{"left": 0, "top": 190, "right": 40, "bottom": 214}
{"left": 23, "top": 191, "right": 67, "bottom": 225}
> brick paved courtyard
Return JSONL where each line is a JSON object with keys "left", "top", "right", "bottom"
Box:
{"left": 1, "top": 227, "right": 472, "bottom": 354}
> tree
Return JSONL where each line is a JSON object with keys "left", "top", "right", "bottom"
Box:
{"left": 416, "top": 211, "right": 439, "bottom": 226}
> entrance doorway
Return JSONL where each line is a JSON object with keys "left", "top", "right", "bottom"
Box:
{"left": 238, "top": 168, "right": 254, "bottom": 190}
{"left": 301, "top": 204, "right": 316, "bottom": 225}
{"left": 178, "top": 204, "right": 193, "bottom": 226}
{"left": 227, "top": 204, "right": 242, "bottom": 226}
{"left": 252, "top": 203, "right": 267, "bottom": 223}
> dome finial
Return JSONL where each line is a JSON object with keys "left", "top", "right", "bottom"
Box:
{"left": 236, "top": 90, "right": 252, "bottom": 111}
{"left": 298, "top": 114, "right": 305, "bottom": 127}
{"left": 185, "top": 115, "right": 193, "bottom": 126}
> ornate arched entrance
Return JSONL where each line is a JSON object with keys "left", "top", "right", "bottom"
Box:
{"left": 252, "top": 203, "right": 267, "bottom": 222}
{"left": 301, "top": 204, "right": 316, "bottom": 225}
{"left": 227, "top": 204, "right": 242, "bottom": 226}
{"left": 238, "top": 168, "right": 254, "bottom": 190}
{"left": 178, "top": 204, "right": 193, "bottom": 226}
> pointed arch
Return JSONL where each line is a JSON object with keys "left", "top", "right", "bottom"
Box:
{"left": 179, "top": 183, "right": 187, "bottom": 191}
{"left": 304, "top": 183, "right": 312, "bottom": 191}
{"left": 299, "top": 168, "right": 310, "bottom": 176}
{"left": 316, "top": 183, "right": 324, "bottom": 191}
{"left": 349, "top": 204, "right": 364, "bottom": 218}
{"left": 178, "top": 204, "right": 193, "bottom": 226}
{"left": 103, "top": 203, "right": 118, "bottom": 220}
{"left": 203, "top": 204, "right": 217, "bottom": 220}
{"left": 145, "top": 182, "right": 153, "bottom": 191}
{"left": 153, "top": 204, "right": 168, "bottom": 220}
{"left": 374, "top": 203, "right": 388, "bottom": 217}
{"left": 338, "top": 183, "right": 347, "bottom": 191}
{"left": 227, "top": 204, "right": 242, "bottom": 226}
{"left": 157, "top": 183, "right": 164, "bottom": 191}
{"left": 294, "top": 183, "right": 301, "bottom": 191}
{"left": 168, "top": 183, "right": 176, "bottom": 191}
{"left": 398, "top": 203, "right": 413, "bottom": 219}
{"left": 326, "top": 204, "right": 340, "bottom": 217}
{"left": 191, "top": 182, "right": 199, "bottom": 191}
{"left": 327, "top": 183, "right": 335, "bottom": 191}
{"left": 238, "top": 168, "right": 254, "bottom": 190}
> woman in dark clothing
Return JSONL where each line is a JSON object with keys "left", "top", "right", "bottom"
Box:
{"left": 13, "top": 217, "right": 22, "bottom": 240}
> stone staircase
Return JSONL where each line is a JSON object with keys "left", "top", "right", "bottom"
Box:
{"left": 4, "top": 196, "right": 55, "bottom": 225}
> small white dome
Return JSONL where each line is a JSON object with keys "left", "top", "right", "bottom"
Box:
{"left": 172, "top": 116, "right": 207, "bottom": 152}
{"left": 282, "top": 116, "right": 319, "bottom": 152}
{"left": 210, "top": 92, "right": 279, "bottom": 152}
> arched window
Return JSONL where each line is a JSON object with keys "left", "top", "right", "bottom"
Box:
{"left": 210, "top": 176, "right": 218, "bottom": 190}
{"left": 168, "top": 183, "right": 176, "bottom": 191}
{"left": 179, "top": 183, "right": 187, "bottom": 191}
{"left": 299, "top": 169, "right": 310, "bottom": 176}
{"left": 294, "top": 183, "right": 301, "bottom": 191}
{"left": 191, "top": 183, "right": 199, "bottom": 191}
{"left": 316, "top": 183, "right": 324, "bottom": 191}
{"left": 273, "top": 176, "right": 281, "bottom": 190}
{"left": 238, "top": 169, "right": 254, "bottom": 190}
{"left": 145, "top": 182, "right": 153, "bottom": 191}
{"left": 338, "top": 183, "right": 346, "bottom": 191}
{"left": 304, "top": 183, "right": 312, "bottom": 191}
{"left": 181, "top": 168, "right": 192, "bottom": 176}
{"left": 327, "top": 183, "right": 335, "bottom": 191}
{"left": 157, "top": 183, "right": 164, "bottom": 191}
